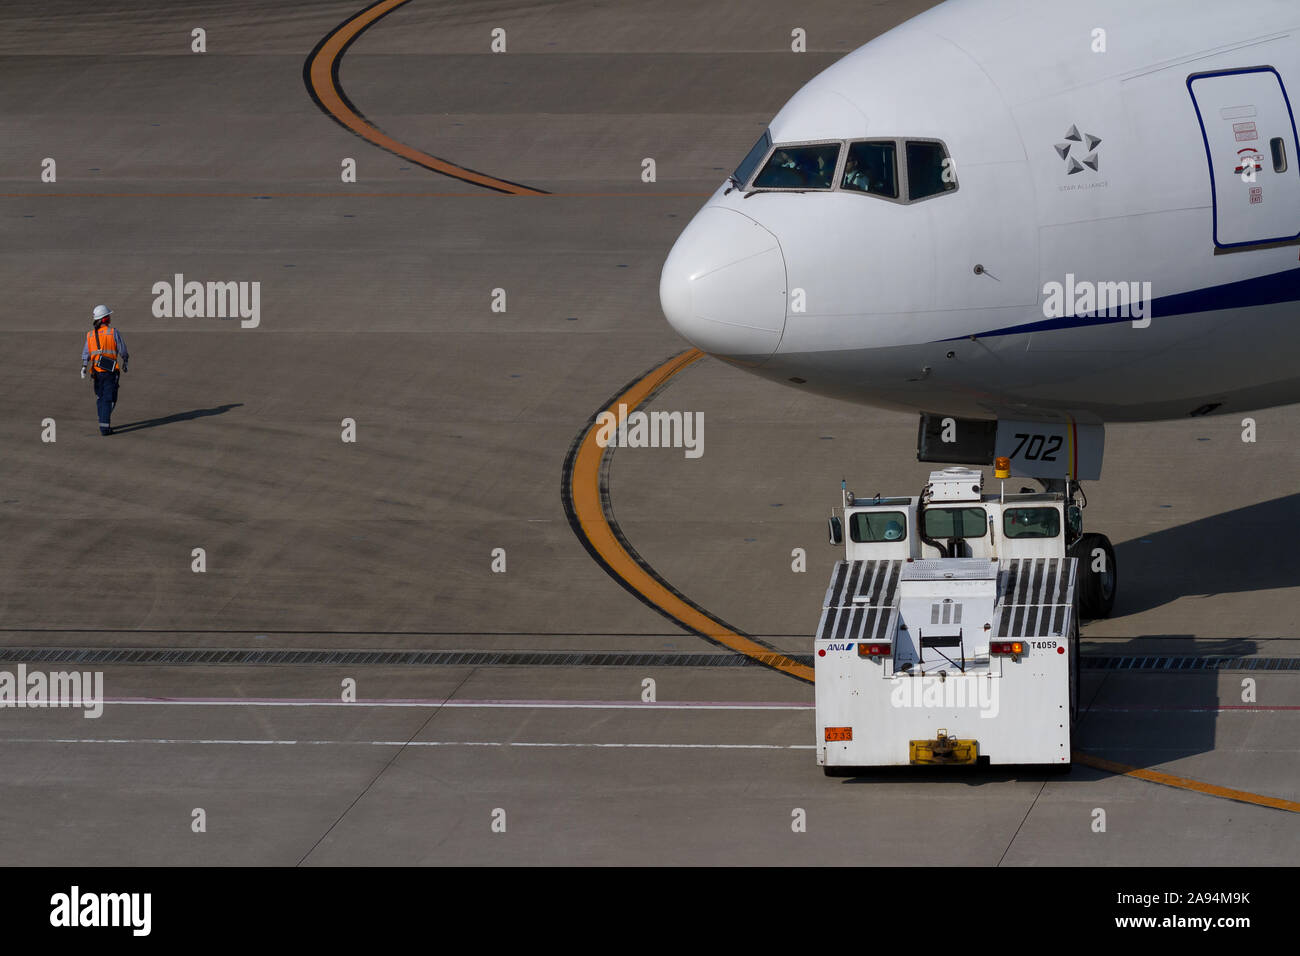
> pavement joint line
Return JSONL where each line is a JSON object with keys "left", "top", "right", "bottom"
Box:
{"left": 297, "top": 667, "right": 476, "bottom": 866}
{"left": 996, "top": 780, "right": 1047, "bottom": 867}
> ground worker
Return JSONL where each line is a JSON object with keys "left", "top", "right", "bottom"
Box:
{"left": 81, "top": 304, "right": 129, "bottom": 435}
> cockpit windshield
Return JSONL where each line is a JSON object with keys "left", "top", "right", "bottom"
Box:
{"left": 732, "top": 130, "right": 772, "bottom": 187}
{"left": 752, "top": 143, "right": 841, "bottom": 190}
{"left": 742, "top": 136, "right": 956, "bottom": 202}
{"left": 906, "top": 141, "right": 957, "bottom": 200}
{"left": 841, "top": 141, "right": 897, "bottom": 198}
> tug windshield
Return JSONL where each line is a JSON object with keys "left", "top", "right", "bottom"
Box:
{"left": 923, "top": 507, "right": 988, "bottom": 539}
{"left": 1002, "top": 507, "right": 1061, "bottom": 538}
{"left": 850, "top": 511, "right": 907, "bottom": 543}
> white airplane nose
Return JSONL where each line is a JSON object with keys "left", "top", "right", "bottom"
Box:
{"left": 659, "top": 206, "right": 787, "bottom": 363}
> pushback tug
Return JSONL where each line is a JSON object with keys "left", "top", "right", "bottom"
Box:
{"left": 815, "top": 459, "right": 1113, "bottom": 773}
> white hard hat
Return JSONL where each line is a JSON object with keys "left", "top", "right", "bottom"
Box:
{"left": 91, "top": 304, "right": 112, "bottom": 321}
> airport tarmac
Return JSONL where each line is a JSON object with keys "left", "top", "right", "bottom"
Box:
{"left": 0, "top": 0, "right": 1296, "bottom": 864}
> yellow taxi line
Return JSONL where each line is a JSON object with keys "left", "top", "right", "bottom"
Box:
{"left": 1073, "top": 752, "right": 1300, "bottom": 813}
{"left": 304, "top": 0, "right": 548, "bottom": 196}
{"left": 563, "top": 350, "right": 815, "bottom": 683}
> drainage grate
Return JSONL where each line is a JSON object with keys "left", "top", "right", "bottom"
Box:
{"left": 1081, "top": 655, "right": 1300, "bottom": 672}
{"left": 0, "top": 647, "right": 815, "bottom": 668}
{"left": 0, "top": 648, "right": 1291, "bottom": 671}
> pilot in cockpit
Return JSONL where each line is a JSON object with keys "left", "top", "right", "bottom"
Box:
{"left": 843, "top": 151, "right": 886, "bottom": 194}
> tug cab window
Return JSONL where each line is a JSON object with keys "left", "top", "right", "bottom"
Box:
{"left": 850, "top": 511, "right": 907, "bottom": 544}
{"left": 840, "top": 141, "right": 897, "bottom": 198}
{"left": 923, "top": 507, "right": 987, "bottom": 539}
{"left": 906, "top": 140, "right": 956, "bottom": 200}
{"left": 1002, "top": 507, "right": 1061, "bottom": 539}
{"left": 752, "top": 143, "right": 841, "bottom": 189}
{"left": 733, "top": 130, "right": 772, "bottom": 187}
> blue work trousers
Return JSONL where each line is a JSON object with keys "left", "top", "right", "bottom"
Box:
{"left": 93, "top": 371, "right": 119, "bottom": 434}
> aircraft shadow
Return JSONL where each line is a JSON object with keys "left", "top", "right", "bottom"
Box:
{"left": 1111, "top": 494, "right": 1300, "bottom": 616}
{"left": 112, "top": 403, "right": 243, "bottom": 434}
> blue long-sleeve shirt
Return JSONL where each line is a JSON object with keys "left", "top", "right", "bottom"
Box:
{"left": 81, "top": 326, "right": 128, "bottom": 369}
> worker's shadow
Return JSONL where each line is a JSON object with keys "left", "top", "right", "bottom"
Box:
{"left": 112, "top": 403, "right": 243, "bottom": 434}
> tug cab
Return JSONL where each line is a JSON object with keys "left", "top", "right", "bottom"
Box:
{"left": 830, "top": 467, "right": 1069, "bottom": 563}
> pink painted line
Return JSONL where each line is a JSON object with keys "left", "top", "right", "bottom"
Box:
{"left": 94, "top": 697, "right": 813, "bottom": 709}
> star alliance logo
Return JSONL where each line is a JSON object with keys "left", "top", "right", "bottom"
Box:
{"left": 1054, "top": 124, "right": 1101, "bottom": 174}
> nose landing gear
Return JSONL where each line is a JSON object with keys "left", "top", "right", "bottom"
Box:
{"left": 1071, "top": 531, "right": 1117, "bottom": 618}
{"left": 1058, "top": 481, "right": 1115, "bottom": 618}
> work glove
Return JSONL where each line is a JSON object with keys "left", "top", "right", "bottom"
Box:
{"left": 80, "top": 366, "right": 86, "bottom": 379}
{"left": 121, "top": 364, "right": 128, "bottom": 374}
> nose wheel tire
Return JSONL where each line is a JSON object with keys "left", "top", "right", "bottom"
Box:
{"left": 1072, "top": 532, "right": 1116, "bottom": 619}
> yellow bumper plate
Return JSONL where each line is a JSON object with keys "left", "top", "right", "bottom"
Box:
{"left": 910, "top": 737, "right": 978, "bottom": 765}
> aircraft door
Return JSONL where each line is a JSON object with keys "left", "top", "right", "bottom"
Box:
{"left": 1188, "top": 67, "right": 1300, "bottom": 249}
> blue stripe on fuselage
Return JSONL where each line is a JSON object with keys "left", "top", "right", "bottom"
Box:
{"left": 945, "top": 265, "right": 1300, "bottom": 341}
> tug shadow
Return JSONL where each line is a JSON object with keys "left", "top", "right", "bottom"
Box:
{"left": 1111, "top": 494, "right": 1300, "bottom": 616}
{"left": 112, "top": 403, "right": 243, "bottom": 433}
{"left": 836, "top": 764, "right": 1070, "bottom": 785}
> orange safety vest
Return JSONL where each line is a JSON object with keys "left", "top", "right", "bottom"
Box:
{"left": 86, "top": 326, "right": 120, "bottom": 373}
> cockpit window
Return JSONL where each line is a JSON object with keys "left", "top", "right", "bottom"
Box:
{"left": 841, "top": 141, "right": 897, "bottom": 198}
{"left": 740, "top": 137, "right": 956, "bottom": 201}
{"left": 906, "top": 140, "right": 956, "bottom": 200}
{"left": 752, "top": 143, "right": 841, "bottom": 190}
{"left": 733, "top": 130, "right": 772, "bottom": 187}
